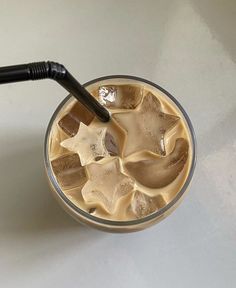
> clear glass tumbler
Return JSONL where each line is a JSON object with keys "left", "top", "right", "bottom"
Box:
{"left": 44, "top": 75, "right": 196, "bottom": 233}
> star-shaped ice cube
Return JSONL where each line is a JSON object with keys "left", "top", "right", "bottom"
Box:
{"left": 60, "top": 122, "right": 109, "bottom": 166}
{"left": 113, "top": 92, "right": 180, "bottom": 156}
{"left": 82, "top": 158, "right": 134, "bottom": 214}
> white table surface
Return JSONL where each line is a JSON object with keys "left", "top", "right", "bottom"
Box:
{"left": 0, "top": 1, "right": 235, "bottom": 287}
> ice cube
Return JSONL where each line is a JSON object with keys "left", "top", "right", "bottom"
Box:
{"left": 113, "top": 92, "right": 179, "bottom": 156}
{"left": 99, "top": 86, "right": 116, "bottom": 105}
{"left": 98, "top": 84, "right": 143, "bottom": 109}
{"left": 49, "top": 123, "right": 70, "bottom": 160}
{"left": 125, "top": 138, "right": 189, "bottom": 188}
{"left": 51, "top": 153, "right": 87, "bottom": 190}
{"left": 61, "top": 122, "right": 109, "bottom": 166}
{"left": 130, "top": 191, "right": 166, "bottom": 218}
{"left": 82, "top": 158, "right": 134, "bottom": 214}
{"left": 58, "top": 101, "right": 94, "bottom": 136}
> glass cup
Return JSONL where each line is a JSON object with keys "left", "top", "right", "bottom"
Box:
{"left": 44, "top": 75, "right": 196, "bottom": 233}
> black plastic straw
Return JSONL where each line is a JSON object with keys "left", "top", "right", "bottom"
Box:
{"left": 0, "top": 61, "right": 110, "bottom": 122}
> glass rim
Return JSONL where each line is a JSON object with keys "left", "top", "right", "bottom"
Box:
{"left": 44, "top": 75, "right": 197, "bottom": 227}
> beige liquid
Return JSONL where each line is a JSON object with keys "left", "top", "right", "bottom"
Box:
{"left": 48, "top": 80, "right": 193, "bottom": 221}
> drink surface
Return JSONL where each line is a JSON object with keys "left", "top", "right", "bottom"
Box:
{"left": 48, "top": 79, "right": 193, "bottom": 221}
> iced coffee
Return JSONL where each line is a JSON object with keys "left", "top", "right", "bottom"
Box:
{"left": 47, "top": 78, "right": 193, "bottom": 222}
